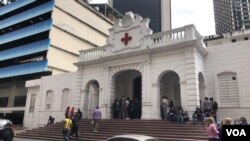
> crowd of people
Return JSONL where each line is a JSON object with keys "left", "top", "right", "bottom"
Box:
{"left": 60, "top": 96, "right": 248, "bottom": 141}
{"left": 62, "top": 107, "right": 82, "bottom": 141}
{"left": 160, "top": 96, "right": 189, "bottom": 123}
{"left": 159, "top": 96, "right": 249, "bottom": 141}
{"left": 192, "top": 97, "right": 218, "bottom": 123}
{"left": 62, "top": 106, "right": 102, "bottom": 141}
{"left": 112, "top": 96, "right": 141, "bottom": 119}
{"left": 206, "top": 116, "right": 248, "bottom": 141}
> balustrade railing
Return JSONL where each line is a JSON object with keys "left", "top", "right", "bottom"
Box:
{"left": 79, "top": 46, "right": 106, "bottom": 61}
{"left": 79, "top": 25, "right": 203, "bottom": 61}
{"left": 151, "top": 28, "right": 186, "bottom": 45}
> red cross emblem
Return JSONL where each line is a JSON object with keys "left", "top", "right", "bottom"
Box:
{"left": 121, "top": 33, "right": 132, "bottom": 45}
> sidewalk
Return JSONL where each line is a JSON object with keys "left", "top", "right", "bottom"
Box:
{"left": 14, "top": 137, "right": 48, "bottom": 141}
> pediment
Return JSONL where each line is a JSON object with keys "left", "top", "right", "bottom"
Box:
{"left": 107, "top": 11, "right": 153, "bottom": 54}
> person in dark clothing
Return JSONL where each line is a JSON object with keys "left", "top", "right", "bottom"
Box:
{"left": 240, "top": 117, "right": 248, "bottom": 125}
{"left": 76, "top": 109, "right": 82, "bottom": 121}
{"left": 47, "top": 115, "right": 55, "bottom": 125}
{"left": 129, "top": 99, "right": 135, "bottom": 119}
{"left": 210, "top": 97, "right": 218, "bottom": 121}
{"left": 70, "top": 109, "right": 82, "bottom": 140}
{"left": 183, "top": 111, "right": 189, "bottom": 122}
{"left": 193, "top": 107, "right": 204, "bottom": 122}
{"left": 134, "top": 98, "right": 141, "bottom": 119}
{"left": 160, "top": 104, "right": 165, "bottom": 120}
{"left": 168, "top": 107, "right": 176, "bottom": 122}
{"left": 65, "top": 106, "right": 70, "bottom": 118}
{"left": 70, "top": 112, "right": 80, "bottom": 140}
{"left": 177, "top": 107, "right": 184, "bottom": 123}
{"left": 210, "top": 98, "right": 218, "bottom": 113}
{"left": 113, "top": 99, "right": 120, "bottom": 119}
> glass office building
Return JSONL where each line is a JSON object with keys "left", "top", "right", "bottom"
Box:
{"left": 0, "top": 0, "right": 113, "bottom": 124}
{"left": 213, "top": 0, "right": 250, "bottom": 35}
{"left": 110, "top": 0, "right": 171, "bottom": 33}
{"left": 0, "top": 0, "right": 54, "bottom": 124}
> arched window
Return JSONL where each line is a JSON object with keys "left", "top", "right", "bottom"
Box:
{"left": 217, "top": 72, "right": 239, "bottom": 107}
{"left": 45, "top": 90, "right": 53, "bottom": 110}
{"left": 61, "top": 88, "right": 70, "bottom": 110}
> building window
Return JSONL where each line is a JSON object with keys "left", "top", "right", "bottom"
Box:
{"left": 0, "top": 97, "right": 8, "bottom": 107}
{"left": 61, "top": 88, "right": 70, "bottom": 110}
{"left": 29, "top": 94, "right": 36, "bottom": 113}
{"left": 0, "top": 81, "right": 11, "bottom": 89}
{"left": 244, "top": 37, "right": 249, "bottom": 40}
{"left": 13, "top": 96, "right": 26, "bottom": 107}
{"left": 45, "top": 90, "right": 53, "bottom": 110}
{"left": 217, "top": 72, "right": 239, "bottom": 107}
{"left": 16, "top": 79, "right": 26, "bottom": 87}
{"left": 231, "top": 39, "right": 236, "bottom": 42}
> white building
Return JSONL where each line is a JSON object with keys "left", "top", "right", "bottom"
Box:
{"left": 24, "top": 12, "right": 250, "bottom": 129}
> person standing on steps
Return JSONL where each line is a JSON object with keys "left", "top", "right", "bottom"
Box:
{"left": 62, "top": 114, "right": 72, "bottom": 141}
{"left": 92, "top": 106, "right": 102, "bottom": 132}
{"left": 70, "top": 112, "right": 80, "bottom": 140}
{"left": 65, "top": 106, "right": 70, "bottom": 118}
{"left": 206, "top": 117, "right": 219, "bottom": 141}
{"left": 162, "top": 96, "right": 169, "bottom": 120}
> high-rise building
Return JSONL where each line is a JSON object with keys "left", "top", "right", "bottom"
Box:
{"left": 0, "top": 0, "right": 114, "bottom": 124}
{"left": 213, "top": 0, "right": 250, "bottom": 35}
{"left": 108, "top": 0, "right": 171, "bottom": 33}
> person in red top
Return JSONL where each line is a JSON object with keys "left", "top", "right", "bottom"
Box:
{"left": 206, "top": 117, "right": 219, "bottom": 141}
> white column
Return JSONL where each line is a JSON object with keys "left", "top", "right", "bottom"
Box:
{"left": 141, "top": 61, "right": 153, "bottom": 119}
{"left": 180, "top": 80, "right": 188, "bottom": 111}
{"left": 151, "top": 82, "right": 161, "bottom": 119}
{"left": 100, "top": 67, "right": 109, "bottom": 119}
{"left": 81, "top": 89, "right": 88, "bottom": 119}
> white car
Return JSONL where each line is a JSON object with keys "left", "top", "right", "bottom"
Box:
{"left": 106, "top": 134, "right": 160, "bottom": 141}
{"left": 0, "top": 119, "right": 14, "bottom": 141}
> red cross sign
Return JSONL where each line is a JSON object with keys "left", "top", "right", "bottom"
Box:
{"left": 121, "top": 33, "right": 132, "bottom": 45}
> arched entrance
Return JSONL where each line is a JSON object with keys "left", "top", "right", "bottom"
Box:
{"left": 159, "top": 71, "right": 181, "bottom": 107}
{"left": 84, "top": 80, "right": 99, "bottom": 119}
{"left": 113, "top": 70, "right": 142, "bottom": 119}
{"left": 198, "top": 72, "right": 205, "bottom": 106}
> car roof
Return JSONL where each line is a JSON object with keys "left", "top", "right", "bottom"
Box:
{"left": 108, "top": 134, "right": 158, "bottom": 140}
{"left": 0, "top": 119, "right": 11, "bottom": 128}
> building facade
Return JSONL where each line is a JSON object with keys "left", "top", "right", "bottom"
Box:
{"left": 204, "top": 30, "right": 250, "bottom": 120}
{"left": 24, "top": 12, "right": 205, "bottom": 128}
{"left": 0, "top": 0, "right": 113, "bottom": 124}
{"left": 213, "top": 0, "right": 250, "bottom": 35}
{"left": 108, "top": 0, "right": 171, "bottom": 33}
{"left": 24, "top": 12, "right": 250, "bottom": 129}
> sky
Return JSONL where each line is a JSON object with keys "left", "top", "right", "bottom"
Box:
{"left": 171, "top": 0, "right": 215, "bottom": 36}
{"left": 89, "top": 0, "right": 215, "bottom": 36}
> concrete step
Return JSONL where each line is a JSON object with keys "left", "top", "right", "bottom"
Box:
{"left": 17, "top": 119, "right": 208, "bottom": 141}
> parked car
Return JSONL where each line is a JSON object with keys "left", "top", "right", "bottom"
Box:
{"left": 0, "top": 119, "right": 14, "bottom": 141}
{"left": 106, "top": 134, "right": 160, "bottom": 141}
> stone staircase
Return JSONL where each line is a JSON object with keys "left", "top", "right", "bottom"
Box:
{"left": 16, "top": 119, "right": 208, "bottom": 141}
